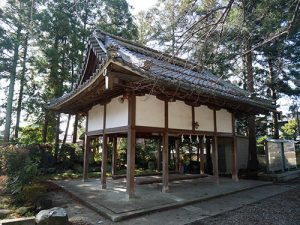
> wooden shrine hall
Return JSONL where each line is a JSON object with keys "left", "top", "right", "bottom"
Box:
{"left": 48, "top": 30, "right": 275, "bottom": 198}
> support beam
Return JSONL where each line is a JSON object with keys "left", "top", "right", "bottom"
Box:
{"left": 83, "top": 135, "right": 90, "bottom": 182}
{"left": 200, "top": 140, "right": 205, "bottom": 175}
{"left": 101, "top": 134, "right": 108, "bottom": 189}
{"left": 212, "top": 136, "right": 220, "bottom": 184}
{"left": 213, "top": 110, "right": 219, "bottom": 184}
{"left": 127, "top": 95, "right": 136, "bottom": 198}
{"left": 162, "top": 132, "right": 169, "bottom": 192}
{"left": 101, "top": 103, "right": 107, "bottom": 189}
{"left": 175, "top": 138, "right": 180, "bottom": 173}
{"left": 112, "top": 136, "right": 117, "bottom": 176}
{"left": 162, "top": 100, "right": 169, "bottom": 192}
{"left": 232, "top": 114, "right": 239, "bottom": 181}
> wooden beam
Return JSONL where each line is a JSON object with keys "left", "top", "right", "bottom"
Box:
{"left": 83, "top": 135, "right": 90, "bottom": 182}
{"left": 112, "top": 136, "right": 117, "bottom": 176}
{"left": 162, "top": 100, "right": 169, "bottom": 192}
{"left": 101, "top": 104, "right": 107, "bottom": 189}
{"left": 231, "top": 114, "right": 239, "bottom": 181}
{"left": 162, "top": 131, "right": 169, "bottom": 192}
{"left": 127, "top": 94, "right": 136, "bottom": 198}
{"left": 213, "top": 110, "right": 220, "bottom": 184}
{"left": 83, "top": 114, "right": 90, "bottom": 182}
{"left": 101, "top": 134, "right": 108, "bottom": 189}
{"left": 192, "top": 106, "right": 195, "bottom": 132}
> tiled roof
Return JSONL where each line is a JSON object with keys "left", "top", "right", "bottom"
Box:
{"left": 48, "top": 30, "right": 275, "bottom": 113}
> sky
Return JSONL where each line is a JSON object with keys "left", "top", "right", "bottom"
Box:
{"left": 127, "top": 0, "right": 157, "bottom": 14}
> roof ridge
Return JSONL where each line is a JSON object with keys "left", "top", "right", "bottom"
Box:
{"left": 94, "top": 29, "right": 206, "bottom": 72}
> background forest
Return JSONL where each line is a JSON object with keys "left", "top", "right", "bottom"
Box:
{"left": 0, "top": 0, "right": 299, "bottom": 162}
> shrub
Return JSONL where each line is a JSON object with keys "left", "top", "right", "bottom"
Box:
{"left": 0, "top": 146, "right": 39, "bottom": 195}
{"left": 18, "top": 183, "right": 47, "bottom": 205}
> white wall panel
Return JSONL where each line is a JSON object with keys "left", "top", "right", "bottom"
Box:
{"left": 88, "top": 104, "right": 104, "bottom": 131}
{"left": 168, "top": 101, "right": 192, "bottom": 130}
{"left": 106, "top": 97, "right": 128, "bottom": 128}
{"left": 136, "top": 95, "right": 164, "bottom": 127}
{"left": 216, "top": 109, "right": 232, "bottom": 133}
{"left": 194, "top": 105, "right": 214, "bottom": 132}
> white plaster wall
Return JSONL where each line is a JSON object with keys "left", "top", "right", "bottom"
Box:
{"left": 216, "top": 109, "right": 232, "bottom": 133}
{"left": 168, "top": 101, "right": 192, "bottom": 130}
{"left": 136, "top": 95, "right": 164, "bottom": 127}
{"left": 106, "top": 97, "right": 128, "bottom": 128}
{"left": 88, "top": 104, "right": 104, "bottom": 131}
{"left": 194, "top": 106, "right": 214, "bottom": 132}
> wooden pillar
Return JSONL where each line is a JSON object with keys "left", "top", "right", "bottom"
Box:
{"left": 212, "top": 136, "right": 219, "bottom": 184}
{"left": 101, "top": 134, "right": 108, "bottom": 189}
{"left": 162, "top": 100, "right": 169, "bottom": 192}
{"left": 157, "top": 138, "right": 162, "bottom": 172}
{"left": 112, "top": 136, "right": 117, "bottom": 176}
{"left": 175, "top": 138, "right": 180, "bottom": 173}
{"left": 101, "top": 104, "right": 107, "bottom": 189}
{"left": 83, "top": 135, "right": 90, "bottom": 182}
{"left": 213, "top": 110, "right": 219, "bottom": 184}
{"left": 127, "top": 95, "right": 136, "bottom": 198}
{"left": 200, "top": 140, "right": 205, "bottom": 175}
{"left": 232, "top": 114, "right": 239, "bottom": 181}
{"left": 162, "top": 132, "right": 169, "bottom": 192}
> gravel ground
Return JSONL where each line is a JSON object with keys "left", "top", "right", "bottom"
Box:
{"left": 190, "top": 178, "right": 300, "bottom": 225}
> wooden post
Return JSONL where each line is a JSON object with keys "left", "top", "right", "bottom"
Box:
{"left": 162, "top": 100, "right": 169, "bottom": 192}
{"left": 212, "top": 136, "right": 219, "bottom": 184}
{"left": 157, "top": 138, "right": 162, "bottom": 172}
{"left": 200, "top": 140, "right": 205, "bottom": 175}
{"left": 213, "top": 110, "right": 219, "bottom": 184}
{"left": 112, "top": 136, "right": 117, "bottom": 176}
{"left": 162, "top": 132, "right": 169, "bottom": 192}
{"left": 101, "top": 134, "right": 108, "bottom": 189}
{"left": 127, "top": 94, "right": 136, "bottom": 198}
{"left": 83, "top": 135, "right": 90, "bottom": 182}
{"left": 175, "top": 138, "right": 180, "bottom": 173}
{"left": 101, "top": 104, "right": 107, "bottom": 189}
{"left": 232, "top": 114, "right": 239, "bottom": 181}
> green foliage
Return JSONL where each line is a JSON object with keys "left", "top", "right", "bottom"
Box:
{"left": 19, "top": 125, "right": 43, "bottom": 145}
{"left": 0, "top": 146, "right": 39, "bottom": 195}
{"left": 281, "top": 120, "right": 298, "bottom": 140}
{"left": 136, "top": 139, "right": 157, "bottom": 168}
{"left": 17, "top": 183, "right": 47, "bottom": 205}
{"left": 257, "top": 135, "right": 268, "bottom": 145}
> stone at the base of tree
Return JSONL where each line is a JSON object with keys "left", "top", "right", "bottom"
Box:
{"left": 35, "top": 207, "right": 68, "bottom": 225}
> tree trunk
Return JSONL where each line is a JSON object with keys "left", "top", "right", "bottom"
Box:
{"left": 15, "top": 34, "right": 29, "bottom": 139}
{"left": 63, "top": 114, "right": 71, "bottom": 145}
{"left": 245, "top": 40, "right": 259, "bottom": 170}
{"left": 3, "top": 25, "right": 22, "bottom": 143}
{"left": 42, "top": 111, "right": 49, "bottom": 143}
{"left": 268, "top": 58, "right": 279, "bottom": 139}
{"left": 54, "top": 113, "right": 60, "bottom": 162}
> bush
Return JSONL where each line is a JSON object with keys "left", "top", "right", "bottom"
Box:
{"left": 18, "top": 183, "right": 47, "bottom": 205}
{"left": 0, "top": 146, "right": 39, "bottom": 195}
